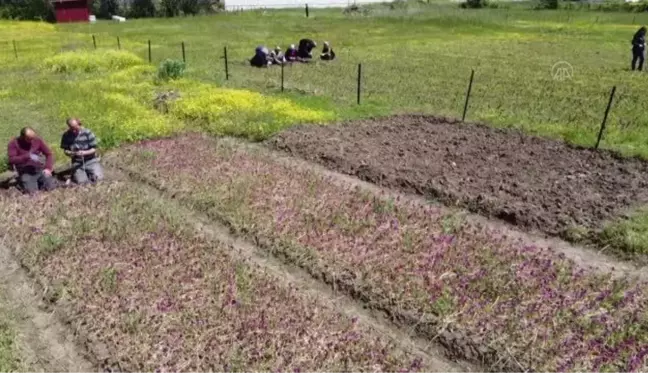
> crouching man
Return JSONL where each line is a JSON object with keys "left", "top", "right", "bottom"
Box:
{"left": 61, "top": 118, "right": 104, "bottom": 185}
{"left": 7, "top": 127, "right": 56, "bottom": 194}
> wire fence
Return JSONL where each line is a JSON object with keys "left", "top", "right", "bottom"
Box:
{"left": 3, "top": 33, "right": 648, "bottom": 154}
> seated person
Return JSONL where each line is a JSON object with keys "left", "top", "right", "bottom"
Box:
{"left": 285, "top": 44, "right": 298, "bottom": 62}
{"left": 320, "top": 41, "right": 336, "bottom": 61}
{"left": 7, "top": 127, "right": 56, "bottom": 194}
{"left": 273, "top": 46, "right": 286, "bottom": 64}
{"left": 269, "top": 46, "right": 285, "bottom": 65}
{"left": 250, "top": 45, "right": 271, "bottom": 68}
{"left": 297, "top": 38, "right": 317, "bottom": 61}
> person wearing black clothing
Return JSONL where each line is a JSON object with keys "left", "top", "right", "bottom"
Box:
{"left": 250, "top": 45, "right": 271, "bottom": 68}
{"left": 320, "top": 41, "right": 336, "bottom": 61}
{"left": 297, "top": 38, "right": 317, "bottom": 60}
{"left": 631, "top": 26, "right": 646, "bottom": 71}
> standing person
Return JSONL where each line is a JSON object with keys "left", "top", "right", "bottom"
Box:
{"left": 297, "top": 38, "right": 317, "bottom": 61}
{"left": 320, "top": 41, "right": 336, "bottom": 61}
{"left": 7, "top": 127, "right": 56, "bottom": 194}
{"left": 61, "top": 118, "right": 104, "bottom": 185}
{"left": 631, "top": 26, "right": 646, "bottom": 71}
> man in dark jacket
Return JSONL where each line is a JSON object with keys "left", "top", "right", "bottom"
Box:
{"left": 250, "top": 45, "right": 271, "bottom": 68}
{"left": 632, "top": 26, "right": 646, "bottom": 71}
{"left": 7, "top": 127, "right": 56, "bottom": 194}
{"left": 297, "top": 38, "right": 317, "bottom": 60}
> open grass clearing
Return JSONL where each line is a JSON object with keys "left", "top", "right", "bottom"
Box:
{"left": 0, "top": 181, "right": 444, "bottom": 372}
{"left": 109, "top": 134, "right": 648, "bottom": 371}
{"left": 42, "top": 3, "right": 648, "bottom": 157}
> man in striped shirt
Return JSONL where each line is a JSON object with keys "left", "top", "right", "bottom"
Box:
{"left": 60, "top": 118, "right": 104, "bottom": 185}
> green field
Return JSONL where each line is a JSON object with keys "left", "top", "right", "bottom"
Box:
{"left": 2, "top": 2, "right": 648, "bottom": 159}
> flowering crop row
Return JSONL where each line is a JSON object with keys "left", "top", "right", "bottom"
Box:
{"left": 111, "top": 135, "right": 648, "bottom": 371}
{"left": 0, "top": 183, "right": 426, "bottom": 371}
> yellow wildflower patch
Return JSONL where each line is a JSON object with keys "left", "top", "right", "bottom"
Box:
{"left": 168, "top": 81, "right": 334, "bottom": 140}
{"left": 42, "top": 50, "right": 144, "bottom": 73}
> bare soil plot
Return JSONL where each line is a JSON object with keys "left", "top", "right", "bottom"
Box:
{"left": 267, "top": 114, "right": 648, "bottom": 243}
{"left": 110, "top": 134, "right": 648, "bottom": 372}
{"left": 0, "top": 184, "right": 432, "bottom": 372}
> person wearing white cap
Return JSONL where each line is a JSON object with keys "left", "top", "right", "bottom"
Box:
{"left": 271, "top": 45, "right": 286, "bottom": 65}
{"left": 320, "top": 41, "right": 336, "bottom": 61}
{"left": 285, "top": 43, "right": 298, "bottom": 62}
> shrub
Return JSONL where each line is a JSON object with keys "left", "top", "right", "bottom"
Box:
{"left": 460, "top": 0, "right": 488, "bottom": 8}
{"left": 157, "top": 59, "right": 186, "bottom": 81}
{"left": 128, "top": 0, "right": 156, "bottom": 18}
{"left": 533, "top": 0, "right": 558, "bottom": 9}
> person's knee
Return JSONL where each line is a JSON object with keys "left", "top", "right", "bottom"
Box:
{"left": 73, "top": 171, "right": 89, "bottom": 185}
{"left": 42, "top": 177, "right": 57, "bottom": 191}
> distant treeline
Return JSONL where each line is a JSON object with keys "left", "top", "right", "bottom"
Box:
{"left": 0, "top": 0, "right": 223, "bottom": 22}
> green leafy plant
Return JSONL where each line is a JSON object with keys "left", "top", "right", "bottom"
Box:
{"left": 157, "top": 59, "right": 186, "bottom": 81}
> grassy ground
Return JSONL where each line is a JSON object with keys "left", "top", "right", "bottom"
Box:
{"left": 45, "top": 3, "right": 648, "bottom": 156}
{"left": 0, "top": 297, "right": 19, "bottom": 372}
{"left": 2, "top": 3, "right": 648, "bottom": 156}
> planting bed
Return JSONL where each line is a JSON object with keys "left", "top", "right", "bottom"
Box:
{"left": 0, "top": 183, "right": 428, "bottom": 372}
{"left": 111, "top": 134, "right": 648, "bottom": 372}
{"left": 268, "top": 115, "right": 648, "bottom": 241}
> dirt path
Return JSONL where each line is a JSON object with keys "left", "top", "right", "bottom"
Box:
{"left": 112, "top": 167, "right": 474, "bottom": 372}
{"left": 0, "top": 238, "right": 94, "bottom": 372}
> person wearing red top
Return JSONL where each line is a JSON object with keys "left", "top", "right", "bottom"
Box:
{"left": 7, "top": 127, "right": 56, "bottom": 194}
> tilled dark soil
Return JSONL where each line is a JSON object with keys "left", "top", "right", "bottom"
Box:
{"left": 267, "top": 114, "right": 648, "bottom": 239}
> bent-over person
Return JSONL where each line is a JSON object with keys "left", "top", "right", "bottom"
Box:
{"left": 7, "top": 127, "right": 56, "bottom": 194}
{"left": 61, "top": 118, "right": 104, "bottom": 185}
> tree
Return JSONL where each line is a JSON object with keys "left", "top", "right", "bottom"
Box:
{"left": 128, "top": 0, "right": 155, "bottom": 17}
{"left": 160, "top": 0, "right": 179, "bottom": 16}
{"left": 0, "top": 0, "right": 55, "bottom": 21}
{"left": 180, "top": 0, "right": 199, "bottom": 14}
{"left": 197, "top": 0, "right": 223, "bottom": 13}
{"left": 98, "top": 0, "right": 120, "bottom": 18}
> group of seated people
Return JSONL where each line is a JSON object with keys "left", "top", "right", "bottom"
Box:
{"left": 250, "top": 38, "right": 336, "bottom": 67}
{"left": 5, "top": 118, "right": 104, "bottom": 194}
